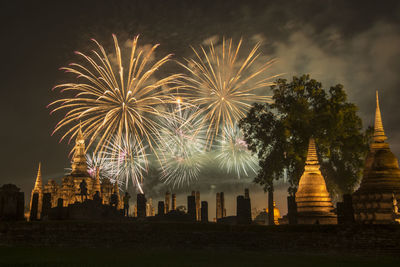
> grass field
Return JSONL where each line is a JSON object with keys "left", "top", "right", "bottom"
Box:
{"left": 0, "top": 247, "right": 399, "bottom": 267}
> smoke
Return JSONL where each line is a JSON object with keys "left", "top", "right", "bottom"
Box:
{"left": 268, "top": 21, "right": 400, "bottom": 135}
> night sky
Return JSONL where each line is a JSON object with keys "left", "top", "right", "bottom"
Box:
{"left": 2, "top": 0, "right": 400, "bottom": 215}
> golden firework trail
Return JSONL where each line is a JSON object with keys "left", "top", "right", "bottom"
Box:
{"left": 49, "top": 35, "right": 183, "bottom": 156}
{"left": 181, "top": 38, "right": 279, "bottom": 147}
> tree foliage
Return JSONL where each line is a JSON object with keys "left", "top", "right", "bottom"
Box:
{"left": 240, "top": 75, "right": 371, "bottom": 197}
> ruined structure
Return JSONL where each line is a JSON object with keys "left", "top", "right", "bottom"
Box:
{"left": 158, "top": 201, "right": 165, "bottom": 215}
{"left": 352, "top": 92, "right": 400, "bottom": 224}
{"left": 216, "top": 192, "right": 226, "bottom": 220}
{"left": 146, "top": 197, "right": 154, "bottom": 216}
{"left": 201, "top": 201, "right": 208, "bottom": 222}
{"left": 236, "top": 188, "right": 252, "bottom": 224}
{"left": 295, "top": 138, "right": 337, "bottom": 224}
{"left": 195, "top": 191, "right": 200, "bottom": 221}
{"left": 29, "top": 127, "right": 122, "bottom": 219}
{"left": 171, "top": 193, "right": 176, "bottom": 211}
{"left": 187, "top": 195, "right": 196, "bottom": 221}
{"left": 165, "top": 192, "right": 171, "bottom": 213}
{"left": 137, "top": 194, "right": 147, "bottom": 218}
{"left": 0, "top": 184, "right": 25, "bottom": 221}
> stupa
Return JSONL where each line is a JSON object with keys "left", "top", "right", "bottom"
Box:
{"left": 352, "top": 92, "right": 400, "bottom": 224}
{"left": 266, "top": 201, "right": 282, "bottom": 225}
{"left": 295, "top": 138, "right": 337, "bottom": 224}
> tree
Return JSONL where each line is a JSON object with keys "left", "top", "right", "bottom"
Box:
{"left": 239, "top": 75, "right": 370, "bottom": 223}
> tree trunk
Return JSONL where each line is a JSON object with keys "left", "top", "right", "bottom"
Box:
{"left": 268, "top": 183, "right": 274, "bottom": 225}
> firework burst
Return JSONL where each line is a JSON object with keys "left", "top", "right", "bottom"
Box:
{"left": 157, "top": 103, "right": 207, "bottom": 188}
{"left": 181, "top": 38, "right": 278, "bottom": 146}
{"left": 216, "top": 124, "right": 258, "bottom": 178}
{"left": 103, "top": 135, "right": 148, "bottom": 193}
{"left": 49, "top": 35, "right": 183, "bottom": 155}
{"left": 86, "top": 152, "right": 114, "bottom": 179}
{"left": 64, "top": 152, "right": 114, "bottom": 179}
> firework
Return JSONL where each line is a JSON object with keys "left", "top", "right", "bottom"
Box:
{"left": 181, "top": 38, "right": 278, "bottom": 146}
{"left": 103, "top": 135, "right": 148, "bottom": 193}
{"left": 216, "top": 124, "right": 258, "bottom": 178}
{"left": 49, "top": 35, "right": 183, "bottom": 155}
{"left": 157, "top": 102, "right": 207, "bottom": 187}
{"left": 86, "top": 152, "right": 114, "bottom": 179}
{"left": 64, "top": 152, "right": 114, "bottom": 179}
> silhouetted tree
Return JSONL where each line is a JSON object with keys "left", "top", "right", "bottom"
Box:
{"left": 240, "top": 75, "right": 371, "bottom": 224}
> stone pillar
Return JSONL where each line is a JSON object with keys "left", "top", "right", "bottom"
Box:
{"left": 137, "top": 194, "right": 147, "bottom": 218}
{"left": 165, "top": 192, "right": 170, "bottom": 214}
{"left": 133, "top": 204, "right": 137, "bottom": 217}
{"left": 221, "top": 192, "right": 226, "bottom": 218}
{"left": 201, "top": 201, "right": 208, "bottom": 222}
{"left": 172, "top": 194, "right": 176, "bottom": 211}
{"left": 216, "top": 192, "right": 222, "bottom": 219}
{"left": 56, "top": 198, "right": 64, "bottom": 220}
{"left": 29, "top": 193, "right": 39, "bottom": 221}
{"left": 343, "top": 194, "right": 354, "bottom": 224}
{"left": 0, "top": 184, "right": 25, "bottom": 221}
{"left": 216, "top": 192, "right": 226, "bottom": 220}
{"left": 41, "top": 193, "right": 52, "bottom": 219}
{"left": 337, "top": 202, "right": 345, "bottom": 224}
{"left": 146, "top": 198, "right": 153, "bottom": 217}
{"left": 237, "top": 195, "right": 251, "bottom": 224}
{"left": 187, "top": 195, "right": 196, "bottom": 221}
{"left": 287, "top": 196, "right": 297, "bottom": 225}
{"left": 158, "top": 201, "right": 165, "bottom": 215}
{"left": 195, "top": 191, "right": 200, "bottom": 221}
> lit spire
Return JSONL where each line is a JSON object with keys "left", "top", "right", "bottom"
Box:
{"left": 77, "top": 123, "right": 84, "bottom": 144}
{"left": 374, "top": 91, "right": 387, "bottom": 142}
{"left": 71, "top": 122, "right": 88, "bottom": 176}
{"left": 34, "top": 162, "right": 43, "bottom": 190}
{"left": 305, "top": 138, "right": 319, "bottom": 166}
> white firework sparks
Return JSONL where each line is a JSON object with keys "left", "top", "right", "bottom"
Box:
{"left": 157, "top": 102, "right": 207, "bottom": 187}
{"left": 103, "top": 135, "right": 148, "bottom": 193}
{"left": 216, "top": 124, "right": 258, "bottom": 178}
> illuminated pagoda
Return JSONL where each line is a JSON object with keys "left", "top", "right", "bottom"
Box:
{"left": 352, "top": 92, "right": 400, "bottom": 224}
{"left": 266, "top": 201, "right": 281, "bottom": 225}
{"left": 29, "top": 127, "right": 122, "bottom": 219}
{"left": 295, "top": 138, "right": 337, "bottom": 224}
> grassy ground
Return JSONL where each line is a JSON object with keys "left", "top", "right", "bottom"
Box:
{"left": 0, "top": 247, "right": 399, "bottom": 267}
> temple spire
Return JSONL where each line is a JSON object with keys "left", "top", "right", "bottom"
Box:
{"left": 374, "top": 91, "right": 387, "bottom": 142}
{"left": 71, "top": 123, "right": 88, "bottom": 176}
{"left": 305, "top": 138, "right": 319, "bottom": 166}
{"left": 295, "top": 137, "right": 336, "bottom": 224}
{"left": 34, "top": 162, "right": 43, "bottom": 190}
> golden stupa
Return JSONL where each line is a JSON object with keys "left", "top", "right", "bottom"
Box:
{"left": 266, "top": 201, "right": 281, "bottom": 225}
{"left": 352, "top": 92, "right": 400, "bottom": 224}
{"left": 295, "top": 138, "right": 337, "bottom": 224}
